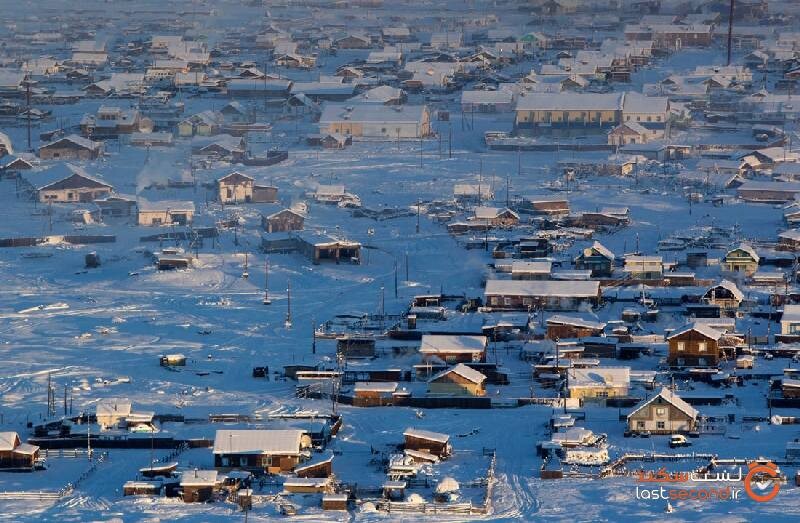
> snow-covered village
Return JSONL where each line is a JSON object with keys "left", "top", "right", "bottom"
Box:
{"left": 3, "top": 0, "right": 800, "bottom": 520}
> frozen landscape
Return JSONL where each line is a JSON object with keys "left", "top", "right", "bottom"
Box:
{"left": 2, "top": 0, "right": 800, "bottom": 521}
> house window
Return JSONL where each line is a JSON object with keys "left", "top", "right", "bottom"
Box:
{"left": 698, "top": 342, "right": 707, "bottom": 352}
{"left": 523, "top": 298, "right": 532, "bottom": 306}
{"left": 637, "top": 421, "right": 645, "bottom": 429}
{"left": 239, "top": 456, "right": 248, "bottom": 467}
{"left": 676, "top": 342, "right": 685, "bottom": 352}
{"left": 596, "top": 391, "right": 608, "bottom": 398}
{"left": 221, "top": 457, "right": 230, "bottom": 466}
{"left": 503, "top": 297, "right": 511, "bottom": 306}
{"left": 656, "top": 421, "right": 665, "bottom": 429}
{"left": 656, "top": 407, "right": 666, "bottom": 416}
{"left": 261, "top": 456, "right": 272, "bottom": 467}
{"left": 646, "top": 116, "right": 652, "bottom": 122}
{"left": 636, "top": 116, "right": 641, "bottom": 121}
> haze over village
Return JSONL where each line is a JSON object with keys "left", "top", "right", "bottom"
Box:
{"left": 2, "top": 0, "right": 800, "bottom": 520}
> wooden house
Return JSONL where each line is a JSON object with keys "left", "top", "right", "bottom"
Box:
{"left": 0, "top": 432, "right": 40, "bottom": 470}
{"left": 334, "top": 34, "right": 372, "bottom": 49}
{"left": 574, "top": 241, "right": 615, "bottom": 277}
{"left": 510, "top": 261, "right": 551, "bottom": 280}
{"left": 472, "top": 206, "right": 520, "bottom": 227}
{"left": 419, "top": 335, "right": 487, "bottom": 364}
{"left": 546, "top": 315, "right": 606, "bottom": 340}
{"left": 778, "top": 230, "right": 800, "bottom": 251}
{"left": 514, "top": 93, "right": 624, "bottom": 135}
{"left": 217, "top": 171, "right": 278, "bottom": 204}
{"left": 295, "top": 453, "right": 333, "bottom": 479}
{"left": 95, "top": 194, "right": 136, "bottom": 217}
{"left": 626, "top": 387, "right": 699, "bottom": 435}
{"left": 294, "top": 231, "right": 361, "bottom": 264}
{"left": 703, "top": 280, "right": 743, "bottom": 311}
{"left": 428, "top": 364, "right": 487, "bottom": 396}
{"left": 38, "top": 134, "right": 103, "bottom": 161}
{"left": 567, "top": 367, "right": 629, "bottom": 401}
{"left": 608, "top": 121, "right": 650, "bottom": 146}
{"left": 180, "top": 470, "right": 218, "bottom": 502}
{"left": 20, "top": 164, "right": 112, "bottom": 203}
{"left": 403, "top": 428, "right": 451, "bottom": 458}
{"left": 336, "top": 335, "right": 375, "bottom": 358}
{"left": 484, "top": 280, "right": 600, "bottom": 311}
{"left": 322, "top": 493, "right": 349, "bottom": 511}
{"left": 722, "top": 244, "right": 760, "bottom": 276}
{"left": 318, "top": 104, "right": 431, "bottom": 139}
{"left": 780, "top": 305, "right": 800, "bottom": 340}
{"left": 353, "top": 382, "right": 398, "bottom": 406}
{"left": 123, "top": 481, "right": 162, "bottom": 496}
{"left": 283, "top": 477, "right": 331, "bottom": 494}
{"left": 623, "top": 255, "right": 662, "bottom": 280}
{"left": 666, "top": 323, "right": 723, "bottom": 367}
{"left": 95, "top": 398, "right": 132, "bottom": 429}
{"left": 137, "top": 200, "right": 195, "bottom": 226}
{"left": 262, "top": 209, "right": 305, "bottom": 233}
{"left": 213, "top": 429, "right": 310, "bottom": 473}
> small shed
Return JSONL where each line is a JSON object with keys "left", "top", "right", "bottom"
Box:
{"left": 123, "top": 481, "right": 162, "bottom": 496}
{"left": 322, "top": 493, "right": 349, "bottom": 511}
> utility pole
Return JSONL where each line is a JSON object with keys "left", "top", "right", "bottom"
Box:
{"left": 312, "top": 317, "right": 316, "bottom": 354}
{"left": 263, "top": 258, "right": 271, "bottom": 304}
{"left": 416, "top": 199, "right": 420, "bottom": 234}
{"left": 24, "top": 75, "right": 32, "bottom": 152}
{"left": 405, "top": 251, "right": 409, "bottom": 281}
{"left": 726, "top": 0, "right": 735, "bottom": 66}
{"left": 285, "top": 278, "right": 292, "bottom": 328}
{"left": 506, "top": 174, "right": 510, "bottom": 208}
{"left": 394, "top": 260, "right": 398, "bottom": 298}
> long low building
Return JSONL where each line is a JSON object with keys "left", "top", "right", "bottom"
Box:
{"left": 318, "top": 103, "right": 431, "bottom": 139}
{"left": 484, "top": 280, "right": 601, "bottom": 311}
{"left": 514, "top": 92, "right": 624, "bottom": 135}
{"left": 736, "top": 181, "right": 800, "bottom": 203}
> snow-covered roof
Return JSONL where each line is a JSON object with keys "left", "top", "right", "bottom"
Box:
{"left": 627, "top": 387, "right": 699, "bottom": 421}
{"left": 403, "top": 428, "right": 450, "bottom": 443}
{"left": 213, "top": 429, "right": 305, "bottom": 455}
{"left": 516, "top": 92, "right": 623, "bottom": 112}
{"left": 430, "top": 363, "right": 487, "bottom": 385}
{"left": 96, "top": 398, "right": 132, "bottom": 417}
{"left": 180, "top": 469, "right": 218, "bottom": 486}
{"left": 484, "top": 280, "right": 600, "bottom": 298}
{"left": 546, "top": 315, "right": 605, "bottom": 330}
{"left": 319, "top": 103, "right": 427, "bottom": 124}
{"left": 667, "top": 323, "right": 723, "bottom": 341}
{"left": 568, "top": 367, "right": 630, "bottom": 388}
{"left": 706, "top": 279, "right": 744, "bottom": 301}
{"left": 782, "top": 305, "right": 800, "bottom": 324}
{"left": 419, "top": 334, "right": 487, "bottom": 354}
{"left": 137, "top": 200, "right": 195, "bottom": 212}
{"left": 0, "top": 432, "right": 19, "bottom": 451}
{"left": 354, "top": 381, "right": 398, "bottom": 393}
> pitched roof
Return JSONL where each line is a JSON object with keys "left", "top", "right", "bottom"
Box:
{"left": 41, "top": 133, "right": 101, "bottom": 151}
{"left": 627, "top": 387, "right": 698, "bottom": 421}
{"left": 218, "top": 171, "right": 254, "bottom": 184}
{"left": 667, "top": 322, "right": 723, "bottom": 341}
{"left": 430, "top": 363, "right": 487, "bottom": 385}
{"left": 0, "top": 432, "right": 20, "bottom": 451}
{"left": 213, "top": 429, "right": 305, "bottom": 455}
{"left": 546, "top": 315, "right": 606, "bottom": 330}
{"left": 403, "top": 428, "right": 449, "bottom": 443}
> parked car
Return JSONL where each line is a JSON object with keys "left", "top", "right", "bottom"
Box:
{"left": 670, "top": 434, "right": 691, "bottom": 448}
